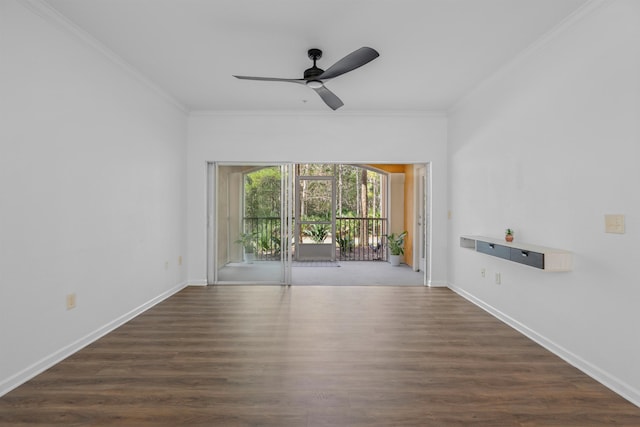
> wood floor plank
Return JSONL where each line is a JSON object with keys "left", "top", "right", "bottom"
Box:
{"left": 1, "top": 286, "right": 639, "bottom": 426}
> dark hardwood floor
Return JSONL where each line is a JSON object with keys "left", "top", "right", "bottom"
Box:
{"left": 1, "top": 286, "right": 639, "bottom": 426}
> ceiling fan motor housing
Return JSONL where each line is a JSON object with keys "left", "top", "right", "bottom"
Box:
{"left": 304, "top": 67, "right": 324, "bottom": 79}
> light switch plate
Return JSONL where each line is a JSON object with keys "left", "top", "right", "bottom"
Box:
{"left": 605, "top": 214, "right": 625, "bottom": 234}
{"left": 66, "top": 293, "right": 76, "bottom": 310}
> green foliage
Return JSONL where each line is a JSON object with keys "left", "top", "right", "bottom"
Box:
{"left": 244, "top": 167, "right": 281, "bottom": 218}
{"left": 303, "top": 223, "right": 330, "bottom": 243}
{"left": 337, "top": 235, "right": 354, "bottom": 253}
{"left": 336, "top": 221, "right": 353, "bottom": 253}
{"left": 235, "top": 232, "right": 257, "bottom": 253}
{"left": 385, "top": 231, "right": 408, "bottom": 256}
{"left": 258, "top": 233, "right": 272, "bottom": 252}
{"left": 298, "top": 164, "right": 383, "bottom": 219}
{"left": 257, "top": 231, "right": 281, "bottom": 256}
{"left": 242, "top": 165, "right": 385, "bottom": 260}
{"left": 337, "top": 210, "right": 356, "bottom": 218}
{"left": 271, "top": 235, "right": 281, "bottom": 255}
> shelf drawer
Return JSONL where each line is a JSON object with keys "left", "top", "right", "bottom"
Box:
{"left": 476, "top": 241, "right": 510, "bottom": 260}
{"left": 510, "top": 248, "right": 544, "bottom": 269}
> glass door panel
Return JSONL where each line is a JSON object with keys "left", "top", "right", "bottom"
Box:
{"left": 212, "top": 163, "right": 292, "bottom": 284}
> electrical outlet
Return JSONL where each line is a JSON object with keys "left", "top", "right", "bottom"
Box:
{"left": 66, "top": 293, "right": 76, "bottom": 310}
{"left": 495, "top": 273, "right": 501, "bottom": 285}
{"left": 164, "top": 261, "right": 169, "bottom": 270}
{"left": 178, "top": 255, "right": 182, "bottom": 266}
{"left": 481, "top": 268, "right": 486, "bottom": 278}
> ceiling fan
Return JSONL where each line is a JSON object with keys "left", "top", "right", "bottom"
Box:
{"left": 233, "top": 47, "right": 379, "bottom": 110}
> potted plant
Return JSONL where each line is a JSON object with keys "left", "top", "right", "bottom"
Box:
{"left": 505, "top": 228, "right": 514, "bottom": 242}
{"left": 299, "top": 222, "right": 333, "bottom": 260}
{"left": 235, "top": 232, "right": 257, "bottom": 263}
{"left": 303, "top": 223, "right": 330, "bottom": 243}
{"left": 385, "top": 231, "right": 407, "bottom": 266}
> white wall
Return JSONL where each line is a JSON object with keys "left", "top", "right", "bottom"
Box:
{"left": 448, "top": 0, "right": 640, "bottom": 405}
{"left": 0, "top": 0, "right": 188, "bottom": 394}
{"left": 187, "top": 112, "right": 448, "bottom": 285}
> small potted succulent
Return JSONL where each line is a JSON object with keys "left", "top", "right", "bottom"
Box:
{"left": 505, "top": 228, "right": 514, "bottom": 242}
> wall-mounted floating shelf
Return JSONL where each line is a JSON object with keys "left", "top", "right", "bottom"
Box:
{"left": 460, "top": 235, "right": 573, "bottom": 272}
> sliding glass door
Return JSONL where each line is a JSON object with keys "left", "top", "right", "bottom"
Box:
{"left": 209, "top": 163, "right": 293, "bottom": 284}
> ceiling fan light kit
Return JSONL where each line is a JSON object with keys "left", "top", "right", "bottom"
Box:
{"left": 306, "top": 80, "right": 323, "bottom": 89}
{"left": 233, "top": 47, "right": 379, "bottom": 110}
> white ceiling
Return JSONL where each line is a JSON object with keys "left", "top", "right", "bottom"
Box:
{"left": 43, "top": 0, "right": 589, "bottom": 112}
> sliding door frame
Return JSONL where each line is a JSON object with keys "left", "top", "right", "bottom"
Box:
{"left": 207, "top": 162, "right": 293, "bottom": 285}
{"left": 206, "top": 161, "right": 431, "bottom": 287}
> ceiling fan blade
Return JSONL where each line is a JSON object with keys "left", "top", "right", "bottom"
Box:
{"left": 312, "top": 85, "right": 344, "bottom": 110}
{"left": 317, "top": 47, "right": 379, "bottom": 80}
{"left": 233, "top": 75, "right": 304, "bottom": 84}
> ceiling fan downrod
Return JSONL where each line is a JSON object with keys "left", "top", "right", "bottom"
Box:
{"left": 304, "top": 48, "right": 324, "bottom": 80}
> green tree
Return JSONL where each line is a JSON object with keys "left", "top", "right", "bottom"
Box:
{"left": 244, "top": 167, "right": 281, "bottom": 218}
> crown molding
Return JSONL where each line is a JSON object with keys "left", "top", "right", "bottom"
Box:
{"left": 189, "top": 110, "right": 447, "bottom": 118}
{"left": 20, "top": 0, "right": 188, "bottom": 114}
{"left": 448, "top": 0, "right": 614, "bottom": 114}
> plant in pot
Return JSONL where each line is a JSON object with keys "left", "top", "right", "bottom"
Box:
{"left": 505, "top": 228, "right": 514, "bottom": 242}
{"left": 235, "top": 232, "right": 257, "bottom": 263}
{"left": 303, "top": 223, "right": 330, "bottom": 243}
{"left": 385, "top": 231, "right": 407, "bottom": 266}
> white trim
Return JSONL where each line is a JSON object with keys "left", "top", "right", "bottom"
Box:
{"left": 189, "top": 110, "right": 447, "bottom": 118}
{"left": 448, "top": 284, "right": 640, "bottom": 408}
{"left": 206, "top": 162, "right": 215, "bottom": 285}
{"left": 0, "top": 281, "right": 188, "bottom": 397}
{"left": 427, "top": 280, "right": 449, "bottom": 288}
{"left": 413, "top": 165, "right": 428, "bottom": 276}
{"left": 449, "top": 0, "right": 614, "bottom": 114}
{"left": 188, "top": 279, "right": 208, "bottom": 286}
{"left": 20, "top": 0, "right": 188, "bottom": 114}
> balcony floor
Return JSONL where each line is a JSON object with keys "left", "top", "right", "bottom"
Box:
{"left": 293, "top": 260, "right": 424, "bottom": 286}
{"left": 217, "top": 260, "right": 425, "bottom": 286}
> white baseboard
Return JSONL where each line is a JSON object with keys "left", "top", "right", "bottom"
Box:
{"left": 0, "top": 281, "right": 188, "bottom": 397}
{"left": 448, "top": 284, "right": 640, "bottom": 408}
{"left": 188, "top": 279, "right": 208, "bottom": 286}
{"left": 427, "top": 280, "right": 449, "bottom": 287}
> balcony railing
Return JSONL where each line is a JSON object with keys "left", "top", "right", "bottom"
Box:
{"left": 242, "top": 217, "right": 388, "bottom": 261}
{"left": 243, "top": 217, "right": 282, "bottom": 261}
{"left": 336, "top": 217, "right": 387, "bottom": 261}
